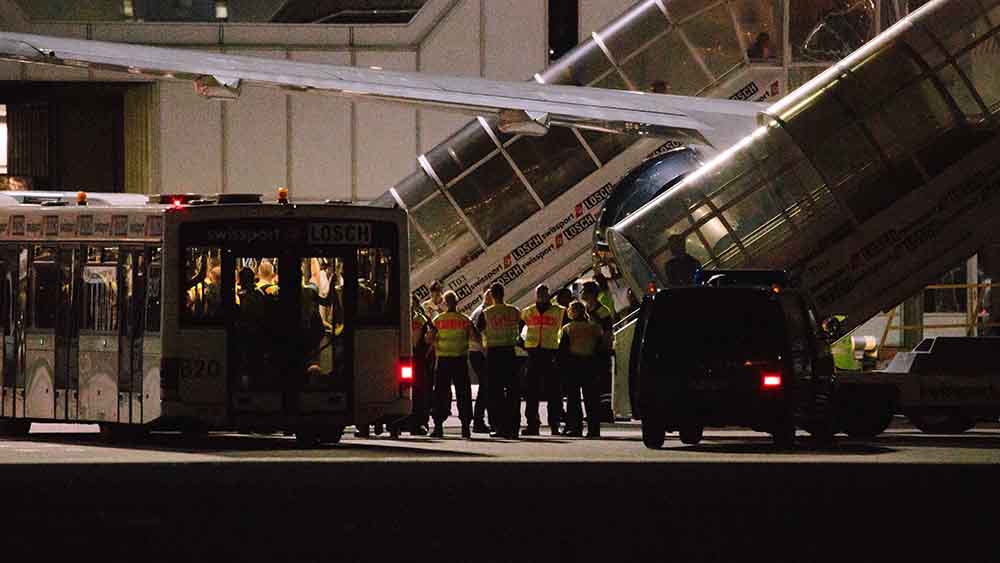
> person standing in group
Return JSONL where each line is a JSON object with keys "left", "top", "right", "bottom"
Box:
{"left": 581, "top": 280, "right": 615, "bottom": 423}
{"left": 594, "top": 273, "right": 617, "bottom": 323}
{"left": 390, "top": 295, "right": 434, "bottom": 437}
{"left": 469, "top": 289, "right": 493, "bottom": 433}
{"left": 428, "top": 291, "right": 477, "bottom": 439}
{"left": 559, "top": 302, "right": 605, "bottom": 438}
{"left": 521, "top": 284, "right": 565, "bottom": 436}
{"left": 477, "top": 283, "right": 521, "bottom": 439}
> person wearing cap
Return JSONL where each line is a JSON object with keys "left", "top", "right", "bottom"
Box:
{"left": 664, "top": 234, "right": 701, "bottom": 287}
{"left": 520, "top": 284, "right": 565, "bottom": 436}
{"left": 559, "top": 301, "right": 606, "bottom": 438}
{"left": 428, "top": 291, "right": 477, "bottom": 439}
{"left": 476, "top": 283, "right": 521, "bottom": 439}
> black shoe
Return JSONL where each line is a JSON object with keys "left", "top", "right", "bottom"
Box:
{"left": 564, "top": 429, "right": 583, "bottom": 438}
{"left": 410, "top": 425, "right": 429, "bottom": 436}
{"left": 354, "top": 427, "right": 370, "bottom": 438}
{"left": 586, "top": 432, "right": 601, "bottom": 439}
{"left": 461, "top": 424, "right": 471, "bottom": 439}
{"left": 550, "top": 426, "right": 562, "bottom": 436}
{"left": 521, "top": 426, "right": 540, "bottom": 436}
{"left": 430, "top": 425, "right": 444, "bottom": 438}
{"left": 473, "top": 423, "right": 492, "bottom": 434}
{"left": 489, "top": 431, "right": 505, "bottom": 438}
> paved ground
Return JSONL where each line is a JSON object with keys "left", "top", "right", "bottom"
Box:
{"left": 3, "top": 420, "right": 998, "bottom": 561}
{"left": 5, "top": 420, "right": 1000, "bottom": 464}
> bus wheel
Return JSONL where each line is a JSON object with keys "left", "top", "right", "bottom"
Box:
{"left": 641, "top": 418, "right": 665, "bottom": 449}
{"left": 0, "top": 421, "right": 30, "bottom": 437}
{"left": 100, "top": 424, "right": 148, "bottom": 444}
{"left": 679, "top": 425, "right": 703, "bottom": 445}
{"left": 908, "top": 413, "right": 976, "bottom": 434}
{"left": 320, "top": 426, "right": 345, "bottom": 444}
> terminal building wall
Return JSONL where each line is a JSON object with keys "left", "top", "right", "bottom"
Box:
{"left": 0, "top": 0, "right": 627, "bottom": 200}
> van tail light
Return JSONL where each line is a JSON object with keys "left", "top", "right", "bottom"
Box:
{"left": 399, "top": 360, "right": 414, "bottom": 384}
{"left": 761, "top": 371, "right": 782, "bottom": 389}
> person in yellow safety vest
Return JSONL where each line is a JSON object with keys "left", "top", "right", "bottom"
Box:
{"left": 469, "top": 289, "right": 494, "bottom": 433}
{"left": 256, "top": 259, "right": 279, "bottom": 297}
{"left": 594, "top": 272, "right": 617, "bottom": 323}
{"left": 581, "top": 280, "right": 615, "bottom": 424}
{"left": 559, "top": 301, "right": 606, "bottom": 438}
{"left": 476, "top": 282, "right": 522, "bottom": 439}
{"left": 428, "top": 291, "right": 478, "bottom": 439}
{"left": 520, "top": 284, "right": 565, "bottom": 436}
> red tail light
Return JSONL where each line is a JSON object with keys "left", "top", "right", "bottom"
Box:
{"left": 761, "top": 372, "right": 782, "bottom": 388}
{"left": 400, "top": 362, "right": 414, "bottom": 382}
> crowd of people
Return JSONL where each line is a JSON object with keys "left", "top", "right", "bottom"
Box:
{"left": 378, "top": 278, "right": 615, "bottom": 440}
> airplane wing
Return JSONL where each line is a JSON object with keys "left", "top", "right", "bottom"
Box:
{"left": 0, "top": 32, "right": 766, "bottom": 145}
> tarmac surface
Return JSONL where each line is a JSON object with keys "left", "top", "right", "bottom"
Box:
{"left": 3, "top": 420, "right": 998, "bottom": 561}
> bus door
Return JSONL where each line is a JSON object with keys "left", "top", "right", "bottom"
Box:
{"left": 53, "top": 246, "right": 80, "bottom": 420}
{"left": 295, "top": 253, "right": 352, "bottom": 415}
{"left": 78, "top": 246, "right": 120, "bottom": 422}
{"left": 117, "top": 249, "right": 147, "bottom": 424}
{"left": 142, "top": 247, "right": 162, "bottom": 423}
{"left": 0, "top": 246, "right": 24, "bottom": 419}
{"left": 25, "top": 245, "right": 60, "bottom": 420}
{"left": 228, "top": 254, "right": 286, "bottom": 415}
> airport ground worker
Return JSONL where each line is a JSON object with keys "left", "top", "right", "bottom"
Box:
{"left": 470, "top": 290, "right": 493, "bottom": 433}
{"left": 521, "top": 284, "right": 565, "bottom": 435}
{"left": 477, "top": 283, "right": 521, "bottom": 439}
{"left": 559, "top": 302, "right": 605, "bottom": 438}
{"left": 581, "top": 281, "right": 615, "bottom": 422}
{"left": 429, "top": 291, "right": 477, "bottom": 439}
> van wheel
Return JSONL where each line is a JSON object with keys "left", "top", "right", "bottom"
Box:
{"left": 772, "top": 424, "right": 796, "bottom": 448}
{"left": 840, "top": 396, "right": 893, "bottom": 439}
{"left": 0, "top": 420, "right": 30, "bottom": 437}
{"left": 908, "top": 413, "right": 976, "bottom": 434}
{"left": 295, "top": 430, "right": 320, "bottom": 448}
{"left": 320, "top": 426, "right": 345, "bottom": 444}
{"left": 641, "top": 418, "right": 665, "bottom": 449}
{"left": 679, "top": 425, "right": 703, "bottom": 445}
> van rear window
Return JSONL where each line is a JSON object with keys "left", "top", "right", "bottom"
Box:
{"left": 650, "top": 290, "right": 784, "bottom": 360}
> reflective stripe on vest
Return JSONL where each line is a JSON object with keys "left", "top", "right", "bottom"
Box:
{"left": 561, "top": 321, "right": 603, "bottom": 357}
{"left": 484, "top": 304, "right": 520, "bottom": 348}
{"left": 521, "top": 304, "right": 564, "bottom": 350}
{"left": 434, "top": 312, "right": 471, "bottom": 357}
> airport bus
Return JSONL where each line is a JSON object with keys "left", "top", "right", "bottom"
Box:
{"left": 0, "top": 190, "right": 411, "bottom": 445}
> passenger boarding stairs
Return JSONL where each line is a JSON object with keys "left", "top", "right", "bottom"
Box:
{"left": 378, "top": 0, "right": 791, "bottom": 313}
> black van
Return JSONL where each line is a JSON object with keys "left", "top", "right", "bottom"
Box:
{"left": 634, "top": 281, "right": 836, "bottom": 448}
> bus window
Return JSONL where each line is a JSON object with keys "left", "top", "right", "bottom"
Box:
{"left": 356, "top": 248, "right": 393, "bottom": 319}
{"left": 31, "top": 246, "right": 59, "bottom": 330}
{"left": 81, "top": 247, "right": 118, "bottom": 333}
{"left": 182, "top": 247, "right": 222, "bottom": 324}
{"left": 145, "top": 247, "right": 162, "bottom": 333}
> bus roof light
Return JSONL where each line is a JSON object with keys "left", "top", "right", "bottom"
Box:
{"left": 76, "top": 191, "right": 87, "bottom": 206}
{"left": 277, "top": 187, "right": 289, "bottom": 205}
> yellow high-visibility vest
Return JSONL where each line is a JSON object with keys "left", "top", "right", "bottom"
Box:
{"left": 521, "top": 304, "right": 564, "bottom": 350}
{"left": 561, "top": 321, "right": 603, "bottom": 357}
{"left": 483, "top": 303, "right": 520, "bottom": 348}
{"left": 433, "top": 311, "right": 471, "bottom": 358}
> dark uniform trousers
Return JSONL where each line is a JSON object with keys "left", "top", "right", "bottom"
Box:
{"left": 524, "top": 348, "right": 562, "bottom": 430}
{"left": 470, "top": 350, "right": 489, "bottom": 426}
{"left": 405, "top": 345, "right": 433, "bottom": 430}
{"left": 564, "top": 355, "right": 602, "bottom": 435}
{"left": 433, "top": 357, "right": 473, "bottom": 424}
{"left": 486, "top": 346, "right": 519, "bottom": 435}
